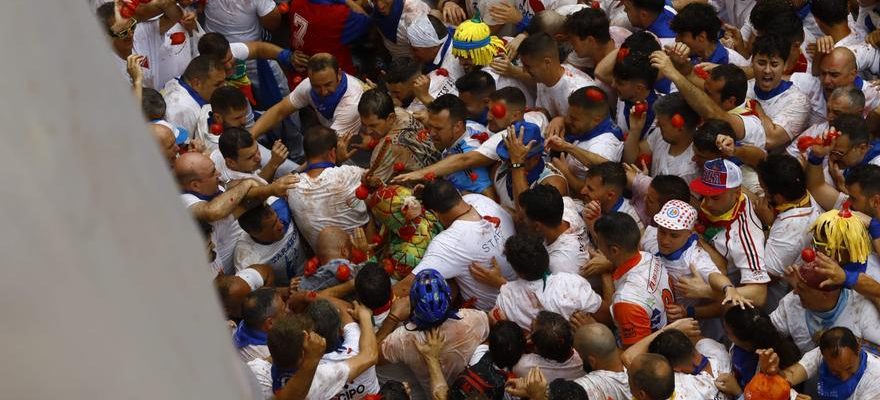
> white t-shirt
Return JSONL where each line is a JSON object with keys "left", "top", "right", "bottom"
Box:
{"left": 696, "top": 338, "right": 732, "bottom": 377}
{"left": 709, "top": 0, "right": 754, "bottom": 29}
{"left": 734, "top": 109, "right": 767, "bottom": 149}
{"left": 647, "top": 130, "right": 700, "bottom": 184}
{"left": 493, "top": 272, "right": 602, "bottom": 331}
{"left": 134, "top": 18, "right": 195, "bottom": 90}
{"left": 513, "top": 352, "right": 584, "bottom": 382}
{"left": 764, "top": 199, "right": 821, "bottom": 278}
{"left": 546, "top": 230, "right": 589, "bottom": 275}
{"left": 614, "top": 197, "right": 645, "bottom": 232}
{"left": 747, "top": 80, "right": 811, "bottom": 140}
{"left": 536, "top": 64, "right": 596, "bottom": 118}
{"left": 247, "top": 357, "right": 351, "bottom": 400}
{"left": 640, "top": 225, "right": 659, "bottom": 254}
{"left": 412, "top": 194, "right": 518, "bottom": 311}
{"left": 163, "top": 77, "right": 204, "bottom": 135}
{"left": 233, "top": 222, "right": 305, "bottom": 283}
{"left": 771, "top": 289, "right": 880, "bottom": 354}
{"left": 705, "top": 196, "right": 771, "bottom": 285}
{"left": 573, "top": 369, "right": 631, "bottom": 400}
{"left": 182, "top": 189, "right": 242, "bottom": 274}
{"left": 287, "top": 166, "right": 370, "bottom": 250}
{"left": 288, "top": 73, "right": 365, "bottom": 136}
{"left": 656, "top": 239, "right": 722, "bottom": 307}
{"left": 565, "top": 131, "right": 624, "bottom": 181}
{"left": 474, "top": 111, "right": 549, "bottom": 161}
{"left": 204, "top": 0, "right": 276, "bottom": 43}
{"left": 404, "top": 70, "right": 458, "bottom": 114}
{"left": 672, "top": 371, "right": 721, "bottom": 400}
{"left": 611, "top": 252, "right": 673, "bottom": 346}
{"left": 320, "top": 322, "right": 380, "bottom": 399}
{"left": 798, "top": 347, "right": 880, "bottom": 400}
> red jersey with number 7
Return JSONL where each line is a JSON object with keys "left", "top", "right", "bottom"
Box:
{"left": 289, "top": 0, "right": 372, "bottom": 75}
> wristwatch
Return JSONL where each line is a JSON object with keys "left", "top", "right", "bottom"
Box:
{"left": 510, "top": 162, "right": 524, "bottom": 169}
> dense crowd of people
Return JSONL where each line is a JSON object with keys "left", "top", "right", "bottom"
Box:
{"left": 94, "top": 0, "right": 880, "bottom": 398}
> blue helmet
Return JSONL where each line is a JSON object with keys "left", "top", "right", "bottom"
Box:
{"left": 409, "top": 269, "right": 459, "bottom": 330}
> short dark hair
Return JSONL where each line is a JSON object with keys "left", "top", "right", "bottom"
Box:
{"left": 650, "top": 175, "right": 692, "bottom": 204}
{"left": 652, "top": 93, "right": 699, "bottom": 131}
{"left": 670, "top": 3, "right": 721, "bottom": 40}
{"left": 630, "top": 353, "right": 675, "bottom": 400}
{"left": 613, "top": 52, "right": 658, "bottom": 87}
{"left": 630, "top": 0, "right": 665, "bottom": 14}
{"left": 377, "top": 381, "right": 410, "bottom": 400}
{"left": 585, "top": 162, "right": 627, "bottom": 193}
{"left": 811, "top": 0, "right": 848, "bottom": 25}
{"left": 489, "top": 321, "right": 526, "bottom": 370}
{"left": 569, "top": 86, "right": 610, "bottom": 114}
{"left": 354, "top": 262, "right": 392, "bottom": 310}
{"left": 519, "top": 185, "right": 564, "bottom": 227}
{"left": 723, "top": 306, "right": 801, "bottom": 370}
{"left": 504, "top": 233, "right": 550, "bottom": 281}
{"left": 819, "top": 327, "right": 860, "bottom": 357}
{"left": 648, "top": 329, "right": 694, "bottom": 367}
{"left": 757, "top": 154, "right": 806, "bottom": 201}
{"left": 489, "top": 87, "right": 527, "bottom": 109}
{"left": 385, "top": 58, "right": 422, "bottom": 84}
{"left": 303, "top": 125, "right": 338, "bottom": 158}
{"left": 182, "top": 55, "right": 224, "bottom": 82}
{"left": 421, "top": 179, "right": 461, "bottom": 213}
{"left": 518, "top": 32, "right": 560, "bottom": 61}
{"left": 693, "top": 119, "right": 734, "bottom": 154}
{"left": 562, "top": 8, "right": 611, "bottom": 42}
{"left": 752, "top": 34, "right": 792, "bottom": 61}
{"left": 832, "top": 114, "right": 870, "bottom": 146}
{"left": 710, "top": 64, "right": 748, "bottom": 105}
{"left": 307, "top": 54, "right": 339, "bottom": 73}
{"left": 749, "top": 0, "right": 793, "bottom": 33}
{"left": 762, "top": 12, "right": 805, "bottom": 44}
{"left": 238, "top": 204, "right": 274, "bottom": 235}
{"left": 426, "top": 94, "right": 467, "bottom": 125}
{"left": 455, "top": 70, "right": 496, "bottom": 98}
{"left": 219, "top": 127, "right": 255, "bottom": 160}
{"left": 96, "top": 3, "right": 116, "bottom": 29}
{"left": 141, "top": 88, "right": 166, "bottom": 120}
{"left": 531, "top": 311, "right": 573, "bottom": 363}
{"left": 197, "top": 32, "right": 231, "bottom": 58}
{"left": 241, "top": 287, "right": 278, "bottom": 329}
{"left": 622, "top": 31, "right": 662, "bottom": 56}
{"left": 358, "top": 89, "right": 395, "bottom": 118}
{"left": 845, "top": 164, "right": 880, "bottom": 197}
{"left": 548, "top": 379, "right": 588, "bottom": 400}
{"left": 307, "top": 299, "right": 341, "bottom": 354}
{"left": 594, "top": 212, "right": 641, "bottom": 252}
{"left": 268, "top": 315, "right": 312, "bottom": 368}
{"left": 210, "top": 86, "right": 249, "bottom": 114}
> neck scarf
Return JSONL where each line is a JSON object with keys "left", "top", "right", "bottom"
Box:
{"left": 691, "top": 355, "right": 709, "bottom": 375}
{"left": 657, "top": 234, "right": 698, "bottom": 261}
{"left": 818, "top": 349, "right": 868, "bottom": 400}
{"left": 565, "top": 117, "right": 624, "bottom": 143}
{"left": 647, "top": 8, "right": 676, "bottom": 39}
{"left": 176, "top": 78, "right": 208, "bottom": 107}
{"left": 796, "top": 1, "right": 811, "bottom": 20}
{"left": 623, "top": 91, "right": 658, "bottom": 139}
{"left": 310, "top": 74, "right": 348, "bottom": 121}
{"left": 271, "top": 364, "right": 297, "bottom": 394}
{"left": 694, "top": 41, "right": 729, "bottom": 65}
{"left": 805, "top": 288, "right": 849, "bottom": 338}
{"left": 473, "top": 108, "right": 489, "bottom": 126}
{"left": 232, "top": 322, "right": 267, "bottom": 349}
{"left": 754, "top": 80, "right": 793, "bottom": 101}
{"left": 425, "top": 29, "right": 455, "bottom": 73}
{"left": 698, "top": 192, "right": 746, "bottom": 241}
{"left": 373, "top": 0, "right": 404, "bottom": 43}
{"left": 184, "top": 189, "right": 221, "bottom": 201}
{"left": 731, "top": 344, "right": 759, "bottom": 388}
{"left": 303, "top": 161, "right": 336, "bottom": 172}
{"left": 773, "top": 193, "right": 811, "bottom": 214}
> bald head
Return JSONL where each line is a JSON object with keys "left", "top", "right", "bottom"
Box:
{"left": 823, "top": 47, "right": 857, "bottom": 72}
{"left": 629, "top": 353, "right": 675, "bottom": 400}
{"left": 574, "top": 323, "right": 619, "bottom": 363}
{"left": 174, "top": 152, "right": 218, "bottom": 193}
{"left": 307, "top": 53, "right": 339, "bottom": 74}
{"left": 820, "top": 48, "right": 858, "bottom": 96}
{"left": 316, "top": 226, "right": 351, "bottom": 262}
{"left": 150, "top": 123, "right": 178, "bottom": 165}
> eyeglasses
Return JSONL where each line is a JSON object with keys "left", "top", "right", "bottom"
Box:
{"left": 109, "top": 19, "right": 138, "bottom": 40}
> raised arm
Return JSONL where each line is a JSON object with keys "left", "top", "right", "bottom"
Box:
{"left": 620, "top": 318, "right": 701, "bottom": 367}
{"left": 189, "top": 179, "right": 258, "bottom": 222}
{"left": 390, "top": 151, "right": 495, "bottom": 184}
{"left": 250, "top": 97, "right": 298, "bottom": 140}
{"left": 156, "top": 0, "right": 184, "bottom": 34}
{"left": 345, "top": 302, "right": 379, "bottom": 380}
{"left": 275, "top": 331, "right": 326, "bottom": 400}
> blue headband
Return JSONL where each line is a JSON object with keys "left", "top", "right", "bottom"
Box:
{"left": 452, "top": 37, "right": 491, "bottom": 50}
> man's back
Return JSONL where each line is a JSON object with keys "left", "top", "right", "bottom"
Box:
{"left": 412, "top": 194, "right": 517, "bottom": 310}
{"left": 204, "top": 0, "right": 275, "bottom": 42}
{"left": 287, "top": 165, "right": 369, "bottom": 249}
{"left": 381, "top": 309, "right": 490, "bottom": 398}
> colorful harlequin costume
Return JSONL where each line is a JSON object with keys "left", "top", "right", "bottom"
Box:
{"left": 366, "top": 184, "right": 442, "bottom": 280}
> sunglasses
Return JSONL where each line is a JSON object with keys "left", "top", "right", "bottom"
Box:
{"left": 109, "top": 18, "right": 138, "bottom": 40}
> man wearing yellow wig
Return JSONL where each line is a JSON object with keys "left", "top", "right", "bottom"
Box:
{"left": 451, "top": 17, "right": 536, "bottom": 107}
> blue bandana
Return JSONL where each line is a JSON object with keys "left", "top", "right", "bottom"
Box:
{"left": 424, "top": 28, "right": 455, "bottom": 73}
{"left": 860, "top": 140, "right": 880, "bottom": 167}
{"left": 691, "top": 355, "right": 709, "bottom": 375}
{"left": 303, "top": 161, "right": 336, "bottom": 172}
{"left": 657, "top": 234, "right": 698, "bottom": 261}
{"left": 184, "top": 190, "right": 221, "bottom": 201}
{"left": 176, "top": 78, "right": 208, "bottom": 107}
{"left": 473, "top": 108, "right": 489, "bottom": 126}
{"left": 818, "top": 350, "right": 868, "bottom": 400}
{"left": 692, "top": 42, "right": 730, "bottom": 65}
{"left": 866, "top": 8, "right": 879, "bottom": 33}
{"left": 647, "top": 8, "right": 676, "bottom": 39}
{"left": 796, "top": 2, "right": 812, "bottom": 20}
{"left": 754, "top": 80, "right": 793, "bottom": 101}
{"left": 271, "top": 364, "right": 297, "bottom": 393}
{"left": 731, "top": 345, "right": 758, "bottom": 388}
{"left": 565, "top": 117, "right": 624, "bottom": 143}
{"left": 373, "top": 0, "right": 404, "bottom": 43}
{"left": 805, "top": 289, "right": 849, "bottom": 338}
{"left": 310, "top": 74, "right": 348, "bottom": 121}
{"left": 232, "top": 322, "right": 267, "bottom": 349}
{"left": 842, "top": 261, "right": 868, "bottom": 274}
{"left": 623, "top": 91, "right": 658, "bottom": 139}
